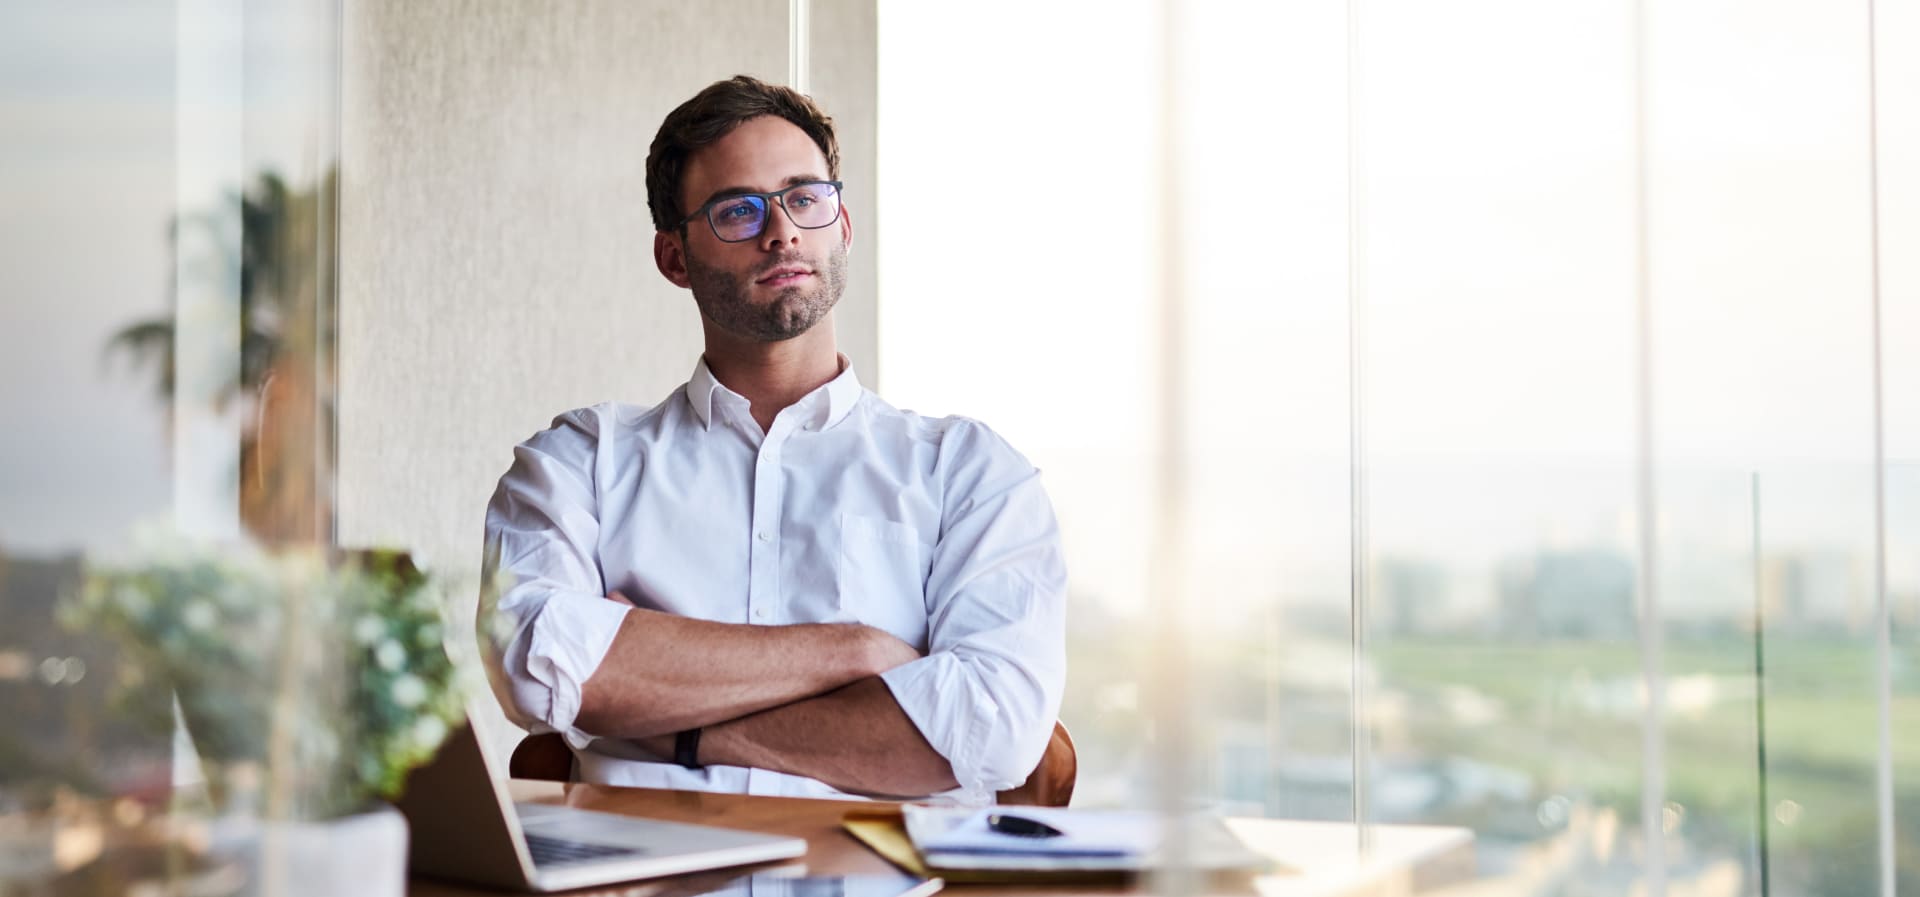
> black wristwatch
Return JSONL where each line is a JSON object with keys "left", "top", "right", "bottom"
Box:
{"left": 674, "top": 728, "right": 703, "bottom": 769}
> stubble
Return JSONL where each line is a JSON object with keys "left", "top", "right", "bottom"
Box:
{"left": 685, "top": 243, "right": 848, "bottom": 342}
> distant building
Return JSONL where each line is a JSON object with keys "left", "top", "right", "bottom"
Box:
{"left": 1762, "top": 549, "right": 1870, "bottom": 632}
{"left": 1497, "top": 549, "right": 1636, "bottom": 639}
{"left": 1376, "top": 557, "right": 1452, "bottom": 636}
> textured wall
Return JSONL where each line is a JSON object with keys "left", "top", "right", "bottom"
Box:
{"left": 337, "top": 1, "right": 876, "bottom": 749}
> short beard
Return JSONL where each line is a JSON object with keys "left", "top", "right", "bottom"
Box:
{"left": 685, "top": 241, "right": 847, "bottom": 343}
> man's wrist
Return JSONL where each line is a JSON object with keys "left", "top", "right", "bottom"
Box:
{"left": 674, "top": 728, "right": 703, "bottom": 769}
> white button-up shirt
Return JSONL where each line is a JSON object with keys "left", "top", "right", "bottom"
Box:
{"left": 480, "top": 359, "right": 1067, "bottom": 804}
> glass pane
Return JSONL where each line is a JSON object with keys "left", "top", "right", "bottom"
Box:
{"left": 1, "top": 0, "right": 343, "bottom": 889}
{"left": 1355, "top": 0, "right": 1656, "bottom": 887}
{"left": 1893, "top": 467, "right": 1920, "bottom": 896}
{"left": 2, "top": 3, "right": 195, "bottom": 886}
{"left": 1645, "top": 1, "right": 1888, "bottom": 892}
{"left": 1179, "top": 0, "right": 1356, "bottom": 824}
{"left": 879, "top": 0, "right": 1169, "bottom": 809}
{"left": 1880, "top": 0, "right": 1920, "bottom": 887}
{"left": 881, "top": 0, "right": 1359, "bottom": 827}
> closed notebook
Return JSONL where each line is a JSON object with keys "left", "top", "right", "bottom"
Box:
{"left": 839, "top": 810, "right": 1130, "bottom": 884}
{"left": 906, "top": 807, "right": 1159, "bottom": 858}
{"left": 900, "top": 806, "right": 1268, "bottom": 874}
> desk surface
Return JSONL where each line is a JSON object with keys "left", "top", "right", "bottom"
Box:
{"left": 408, "top": 781, "right": 1473, "bottom": 897}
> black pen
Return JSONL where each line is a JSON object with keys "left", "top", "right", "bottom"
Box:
{"left": 986, "top": 813, "right": 1065, "bottom": 838}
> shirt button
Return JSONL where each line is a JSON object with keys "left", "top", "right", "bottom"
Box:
{"left": 756, "top": 531, "right": 770, "bottom": 542}
{"left": 753, "top": 607, "right": 768, "bottom": 620}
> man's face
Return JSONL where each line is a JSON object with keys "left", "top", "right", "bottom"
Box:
{"left": 658, "top": 115, "right": 851, "bottom": 343}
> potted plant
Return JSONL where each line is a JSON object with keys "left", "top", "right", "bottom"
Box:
{"left": 66, "top": 541, "right": 465, "bottom": 896}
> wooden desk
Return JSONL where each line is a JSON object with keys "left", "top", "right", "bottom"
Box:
{"left": 409, "top": 781, "right": 1474, "bottom": 897}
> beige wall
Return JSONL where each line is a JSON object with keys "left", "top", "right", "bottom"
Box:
{"left": 337, "top": 1, "right": 876, "bottom": 748}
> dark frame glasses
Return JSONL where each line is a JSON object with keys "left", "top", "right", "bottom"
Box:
{"left": 677, "top": 180, "right": 845, "bottom": 243}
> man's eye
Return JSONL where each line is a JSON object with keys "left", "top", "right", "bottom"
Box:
{"left": 715, "top": 201, "right": 758, "bottom": 221}
{"left": 789, "top": 185, "right": 831, "bottom": 205}
{"left": 788, "top": 194, "right": 817, "bottom": 209}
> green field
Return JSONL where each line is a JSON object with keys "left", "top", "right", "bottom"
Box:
{"left": 1060, "top": 622, "right": 1920, "bottom": 893}
{"left": 1372, "top": 635, "right": 1920, "bottom": 893}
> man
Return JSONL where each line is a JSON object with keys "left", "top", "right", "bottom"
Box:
{"left": 480, "top": 76, "right": 1066, "bottom": 803}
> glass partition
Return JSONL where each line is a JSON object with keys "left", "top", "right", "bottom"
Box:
{"left": 1879, "top": 0, "right": 1920, "bottom": 887}
{"left": 1645, "top": 2, "right": 1892, "bottom": 891}
{"left": 1, "top": 0, "right": 343, "bottom": 889}
{"left": 875, "top": 0, "right": 1916, "bottom": 893}
{"left": 1353, "top": 1, "right": 1654, "bottom": 885}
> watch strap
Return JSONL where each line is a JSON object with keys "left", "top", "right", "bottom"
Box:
{"left": 674, "top": 728, "right": 703, "bottom": 769}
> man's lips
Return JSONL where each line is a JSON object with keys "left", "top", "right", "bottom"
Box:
{"left": 755, "top": 265, "right": 814, "bottom": 286}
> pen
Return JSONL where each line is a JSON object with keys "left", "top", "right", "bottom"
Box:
{"left": 986, "top": 813, "right": 1065, "bottom": 838}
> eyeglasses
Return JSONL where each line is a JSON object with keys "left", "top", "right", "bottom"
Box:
{"left": 678, "top": 180, "right": 844, "bottom": 243}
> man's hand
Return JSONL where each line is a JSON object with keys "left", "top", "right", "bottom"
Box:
{"left": 575, "top": 591, "right": 923, "bottom": 740}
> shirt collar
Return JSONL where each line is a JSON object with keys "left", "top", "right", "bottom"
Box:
{"left": 684, "top": 355, "right": 864, "bottom": 432}
{"left": 817, "top": 355, "right": 863, "bottom": 431}
{"left": 684, "top": 357, "right": 730, "bottom": 429}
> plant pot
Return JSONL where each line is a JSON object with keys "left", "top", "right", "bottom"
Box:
{"left": 215, "top": 803, "right": 409, "bottom": 897}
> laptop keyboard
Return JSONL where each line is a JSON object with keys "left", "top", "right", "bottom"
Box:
{"left": 525, "top": 833, "right": 648, "bottom": 867}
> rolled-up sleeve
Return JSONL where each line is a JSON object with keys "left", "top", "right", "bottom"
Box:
{"left": 878, "top": 420, "right": 1068, "bottom": 801}
{"left": 478, "top": 408, "right": 631, "bottom": 749}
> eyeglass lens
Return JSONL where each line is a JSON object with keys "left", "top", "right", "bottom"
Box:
{"left": 708, "top": 183, "right": 840, "bottom": 242}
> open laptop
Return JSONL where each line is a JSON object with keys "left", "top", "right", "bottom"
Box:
{"left": 396, "top": 719, "right": 807, "bottom": 892}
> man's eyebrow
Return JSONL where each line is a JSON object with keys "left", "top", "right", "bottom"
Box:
{"left": 696, "top": 174, "right": 828, "bottom": 208}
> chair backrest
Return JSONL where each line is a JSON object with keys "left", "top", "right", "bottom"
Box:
{"left": 507, "top": 730, "right": 573, "bottom": 781}
{"left": 994, "top": 721, "right": 1077, "bottom": 807}
{"left": 506, "top": 720, "right": 1078, "bottom": 807}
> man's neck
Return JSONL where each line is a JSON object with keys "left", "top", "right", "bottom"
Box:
{"left": 701, "top": 316, "right": 843, "bottom": 433}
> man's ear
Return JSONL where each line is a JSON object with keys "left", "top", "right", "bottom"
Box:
{"left": 654, "top": 231, "right": 693, "bottom": 288}
{"left": 839, "top": 204, "right": 854, "bottom": 253}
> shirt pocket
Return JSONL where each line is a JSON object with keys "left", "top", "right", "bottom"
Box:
{"left": 835, "top": 512, "right": 933, "bottom": 650}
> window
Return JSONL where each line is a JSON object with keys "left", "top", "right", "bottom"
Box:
{"left": 878, "top": 1, "right": 1918, "bottom": 892}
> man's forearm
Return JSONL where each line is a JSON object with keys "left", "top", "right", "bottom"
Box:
{"left": 640, "top": 677, "right": 959, "bottom": 798}
{"left": 576, "top": 603, "right": 917, "bottom": 739}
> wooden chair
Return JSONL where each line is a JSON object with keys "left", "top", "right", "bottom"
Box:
{"left": 996, "top": 721, "right": 1077, "bottom": 807}
{"left": 508, "top": 721, "right": 1077, "bottom": 807}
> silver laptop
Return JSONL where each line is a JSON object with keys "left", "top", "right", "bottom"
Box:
{"left": 396, "top": 720, "right": 806, "bottom": 892}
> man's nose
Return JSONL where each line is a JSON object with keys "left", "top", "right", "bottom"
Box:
{"left": 757, "top": 200, "right": 803, "bottom": 251}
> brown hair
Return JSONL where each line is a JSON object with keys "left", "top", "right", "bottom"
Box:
{"left": 646, "top": 75, "right": 840, "bottom": 233}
